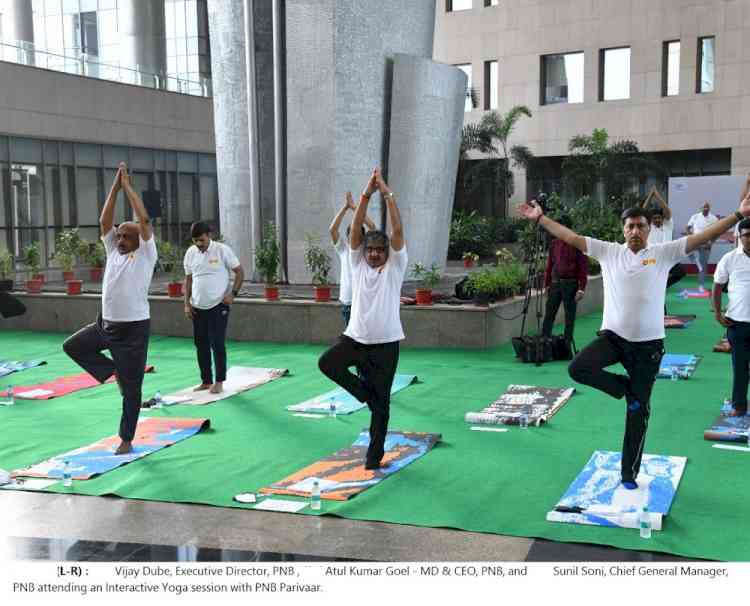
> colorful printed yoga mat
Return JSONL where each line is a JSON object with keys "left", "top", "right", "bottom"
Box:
{"left": 679, "top": 289, "right": 710, "bottom": 299}
{"left": 714, "top": 338, "right": 731, "bottom": 353}
{"left": 546, "top": 450, "right": 687, "bottom": 530}
{"left": 14, "top": 417, "right": 210, "bottom": 480}
{"left": 464, "top": 385, "right": 575, "bottom": 426}
{"left": 704, "top": 403, "right": 749, "bottom": 443}
{"left": 0, "top": 366, "right": 155, "bottom": 400}
{"left": 0, "top": 359, "right": 46, "bottom": 379}
{"left": 259, "top": 430, "right": 441, "bottom": 501}
{"left": 165, "top": 366, "right": 288, "bottom": 406}
{"left": 286, "top": 374, "right": 418, "bottom": 415}
{"left": 657, "top": 354, "right": 702, "bottom": 379}
{"left": 664, "top": 314, "right": 696, "bottom": 329}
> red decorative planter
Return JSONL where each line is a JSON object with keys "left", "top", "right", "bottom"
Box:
{"left": 25, "top": 279, "right": 43, "bottom": 294}
{"left": 66, "top": 280, "right": 83, "bottom": 295}
{"left": 62, "top": 271, "right": 75, "bottom": 282}
{"left": 33, "top": 273, "right": 45, "bottom": 283}
{"left": 264, "top": 286, "right": 280, "bottom": 301}
{"left": 90, "top": 267, "right": 104, "bottom": 282}
{"left": 314, "top": 285, "right": 331, "bottom": 302}
{"left": 415, "top": 288, "right": 433, "bottom": 306}
{"left": 463, "top": 259, "right": 474, "bottom": 268}
{"left": 167, "top": 282, "right": 183, "bottom": 298}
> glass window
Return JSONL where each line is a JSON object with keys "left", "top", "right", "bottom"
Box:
{"left": 97, "top": 10, "right": 118, "bottom": 48}
{"left": 130, "top": 148, "right": 154, "bottom": 171}
{"left": 45, "top": 16, "right": 65, "bottom": 51}
{"left": 12, "top": 138, "right": 43, "bottom": 164}
{"left": 45, "top": 0, "right": 63, "bottom": 15}
{"left": 600, "top": 47, "right": 630, "bottom": 101}
{"left": 541, "top": 52, "right": 584, "bottom": 105}
{"left": 199, "top": 175, "right": 217, "bottom": 222}
{"left": 103, "top": 145, "right": 128, "bottom": 168}
{"left": 199, "top": 154, "right": 216, "bottom": 173}
{"left": 485, "top": 0, "right": 499, "bottom": 5}
{"left": 697, "top": 36, "right": 715, "bottom": 93}
{"left": 80, "top": 0, "right": 97, "bottom": 11}
{"left": 11, "top": 163, "right": 46, "bottom": 261}
{"left": 76, "top": 167, "right": 101, "bottom": 225}
{"left": 97, "top": 0, "right": 117, "bottom": 9}
{"left": 455, "top": 63, "right": 473, "bottom": 112}
{"left": 663, "top": 40, "right": 680, "bottom": 96}
{"left": 447, "top": 0, "right": 472, "bottom": 11}
{"left": 62, "top": 0, "right": 80, "bottom": 14}
{"left": 483, "top": 60, "right": 498, "bottom": 110}
{"left": 178, "top": 152, "right": 197, "bottom": 173}
{"left": 76, "top": 143, "right": 100, "bottom": 166}
{"left": 178, "top": 173, "right": 196, "bottom": 227}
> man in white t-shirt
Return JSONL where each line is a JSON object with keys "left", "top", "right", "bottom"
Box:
{"left": 329, "top": 191, "right": 376, "bottom": 327}
{"left": 713, "top": 217, "right": 750, "bottom": 417}
{"left": 63, "top": 163, "right": 157, "bottom": 455}
{"left": 641, "top": 187, "right": 685, "bottom": 299}
{"left": 518, "top": 194, "right": 750, "bottom": 488}
{"left": 319, "top": 168, "right": 407, "bottom": 470}
{"left": 686, "top": 202, "right": 719, "bottom": 291}
{"left": 183, "top": 221, "right": 244, "bottom": 394}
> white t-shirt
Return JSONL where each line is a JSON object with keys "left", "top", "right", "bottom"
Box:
{"left": 101, "top": 228, "right": 158, "bottom": 322}
{"left": 687, "top": 212, "right": 718, "bottom": 234}
{"left": 335, "top": 237, "right": 353, "bottom": 305}
{"left": 344, "top": 245, "right": 408, "bottom": 344}
{"left": 184, "top": 240, "right": 240, "bottom": 310}
{"left": 714, "top": 248, "right": 750, "bottom": 322}
{"left": 585, "top": 237, "right": 688, "bottom": 342}
{"left": 647, "top": 218, "right": 673, "bottom": 246}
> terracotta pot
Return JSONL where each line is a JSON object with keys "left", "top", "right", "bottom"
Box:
{"left": 167, "top": 282, "right": 183, "bottom": 298}
{"left": 33, "top": 273, "right": 45, "bottom": 283}
{"left": 66, "top": 279, "right": 83, "bottom": 295}
{"left": 90, "top": 267, "right": 104, "bottom": 281}
{"left": 0, "top": 279, "right": 13, "bottom": 292}
{"left": 25, "top": 279, "right": 43, "bottom": 294}
{"left": 463, "top": 258, "right": 474, "bottom": 268}
{"left": 62, "top": 270, "right": 75, "bottom": 282}
{"left": 415, "top": 288, "right": 433, "bottom": 306}
{"left": 314, "top": 285, "right": 331, "bottom": 302}
{"left": 264, "top": 285, "right": 280, "bottom": 301}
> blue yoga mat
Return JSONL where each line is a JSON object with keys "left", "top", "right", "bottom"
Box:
{"left": 0, "top": 359, "right": 47, "bottom": 379}
{"left": 657, "top": 354, "right": 701, "bottom": 379}
{"left": 287, "top": 374, "right": 418, "bottom": 415}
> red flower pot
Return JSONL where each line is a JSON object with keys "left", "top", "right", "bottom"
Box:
{"left": 33, "top": 273, "right": 45, "bottom": 283}
{"left": 463, "top": 258, "right": 474, "bottom": 268}
{"left": 66, "top": 279, "right": 83, "bottom": 295}
{"left": 25, "top": 279, "right": 43, "bottom": 294}
{"left": 415, "top": 288, "right": 433, "bottom": 306}
{"left": 90, "top": 267, "right": 104, "bottom": 281}
{"left": 314, "top": 285, "right": 331, "bottom": 302}
{"left": 167, "top": 282, "right": 183, "bottom": 298}
{"left": 264, "top": 285, "right": 280, "bottom": 301}
{"left": 62, "top": 271, "right": 75, "bottom": 282}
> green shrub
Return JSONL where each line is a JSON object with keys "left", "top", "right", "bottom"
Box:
{"left": 411, "top": 263, "right": 441, "bottom": 289}
{"left": 255, "top": 222, "right": 280, "bottom": 284}
{"left": 304, "top": 234, "right": 332, "bottom": 286}
{"left": 449, "top": 211, "right": 496, "bottom": 258}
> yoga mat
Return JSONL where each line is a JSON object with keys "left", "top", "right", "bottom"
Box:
{"left": 657, "top": 353, "right": 702, "bottom": 379}
{"left": 14, "top": 417, "right": 210, "bottom": 480}
{"left": 714, "top": 338, "right": 731, "bottom": 353}
{"left": 0, "top": 366, "right": 155, "bottom": 400}
{"left": 546, "top": 450, "right": 687, "bottom": 530}
{"left": 0, "top": 359, "right": 47, "bottom": 379}
{"left": 286, "top": 374, "right": 418, "bottom": 415}
{"left": 259, "top": 430, "right": 441, "bottom": 501}
{"left": 664, "top": 314, "right": 696, "bottom": 329}
{"left": 704, "top": 403, "right": 749, "bottom": 442}
{"left": 165, "top": 366, "right": 288, "bottom": 405}
{"left": 679, "top": 289, "right": 710, "bottom": 299}
{"left": 464, "top": 385, "right": 575, "bottom": 426}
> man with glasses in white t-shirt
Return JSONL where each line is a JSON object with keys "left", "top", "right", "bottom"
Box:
{"left": 686, "top": 201, "right": 719, "bottom": 292}
{"left": 63, "top": 163, "right": 157, "bottom": 455}
{"left": 319, "top": 168, "right": 407, "bottom": 470}
{"left": 518, "top": 192, "right": 750, "bottom": 489}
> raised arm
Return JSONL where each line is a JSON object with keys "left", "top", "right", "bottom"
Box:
{"left": 517, "top": 200, "right": 587, "bottom": 253}
{"left": 686, "top": 191, "right": 750, "bottom": 254}
{"left": 119, "top": 163, "right": 153, "bottom": 241}
{"left": 100, "top": 167, "right": 122, "bottom": 236}
{"left": 376, "top": 169, "right": 403, "bottom": 251}
{"left": 351, "top": 170, "right": 377, "bottom": 250}
{"left": 651, "top": 188, "right": 671, "bottom": 220}
{"left": 329, "top": 193, "right": 352, "bottom": 245}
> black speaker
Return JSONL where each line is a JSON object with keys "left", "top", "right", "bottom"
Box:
{"left": 0, "top": 292, "right": 26, "bottom": 319}
{"left": 142, "top": 189, "right": 162, "bottom": 218}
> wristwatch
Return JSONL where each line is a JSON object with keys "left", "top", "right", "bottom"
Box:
{"left": 232, "top": 289, "right": 239, "bottom": 297}
{"left": 735, "top": 211, "right": 744, "bottom": 222}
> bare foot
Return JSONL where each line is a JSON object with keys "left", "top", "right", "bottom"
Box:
{"left": 209, "top": 382, "right": 224, "bottom": 394}
{"left": 728, "top": 408, "right": 747, "bottom": 417}
{"left": 193, "top": 383, "right": 211, "bottom": 392}
{"left": 115, "top": 440, "right": 133, "bottom": 455}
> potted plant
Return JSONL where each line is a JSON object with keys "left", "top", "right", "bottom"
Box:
{"left": 158, "top": 241, "right": 184, "bottom": 298}
{"left": 411, "top": 262, "right": 441, "bottom": 306}
{"left": 464, "top": 266, "right": 503, "bottom": 306}
{"left": 54, "top": 229, "right": 83, "bottom": 282}
{"left": 462, "top": 251, "right": 479, "bottom": 268}
{"left": 255, "top": 222, "right": 280, "bottom": 301}
{"left": 0, "top": 250, "right": 14, "bottom": 292}
{"left": 23, "top": 242, "right": 43, "bottom": 293}
{"left": 304, "top": 234, "right": 332, "bottom": 302}
{"left": 82, "top": 240, "right": 106, "bottom": 281}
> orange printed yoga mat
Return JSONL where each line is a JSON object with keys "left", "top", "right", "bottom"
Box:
{"left": 260, "top": 430, "right": 441, "bottom": 501}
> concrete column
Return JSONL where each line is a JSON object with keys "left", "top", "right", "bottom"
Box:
{"left": 118, "top": 0, "right": 167, "bottom": 78}
{"left": 207, "top": 0, "right": 253, "bottom": 272}
{"left": 6, "top": 0, "right": 34, "bottom": 65}
{"left": 387, "top": 55, "right": 466, "bottom": 273}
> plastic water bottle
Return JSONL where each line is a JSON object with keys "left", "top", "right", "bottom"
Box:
{"left": 310, "top": 479, "right": 321, "bottom": 510}
{"left": 329, "top": 398, "right": 337, "bottom": 419}
{"left": 670, "top": 367, "right": 679, "bottom": 382}
{"left": 153, "top": 390, "right": 163, "bottom": 409}
{"left": 5, "top": 385, "right": 14, "bottom": 406}
{"left": 639, "top": 505, "right": 652, "bottom": 539}
{"left": 62, "top": 460, "right": 72, "bottom": 488}
{"left": 519, "top": 408, "right": 529, "bottom": 429}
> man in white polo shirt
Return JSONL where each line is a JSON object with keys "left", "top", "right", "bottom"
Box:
{"left": 329, "top": 191, "right": 376, "bottom": 327}
{"left": 686, "top": 201, "right": 719, "bottom": 291}
{"left": 641, "top": 187, "right": 685, "bottom": 302}
{"left": 713, "top": 218, "right": 750, "bottom": 417}
{"left": 63, "top": 163, "right": 157, "bottom": 455}
{"left": 518, "top": 193, "right": 750, "bottom": 488}
{"left": 184, "top": 221, "right": 244, "bottom": 394}
{"left": 319, "top": 168, "right": 406, "bottom": 470}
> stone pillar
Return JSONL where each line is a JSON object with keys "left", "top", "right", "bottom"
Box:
{"left": 284, "top": 0, "right": 435, "bottom": 283}
{"left": 6, "top": 0, "right": 34, "bottom": 64}
{"left": 118, "top": 0, "right": 167, "bottom": 78}
{"left": 207, "top": 0, "right": 253, "bottom": 271}
{"left": 387, "top": 55, "right": 466, "bottom": 273}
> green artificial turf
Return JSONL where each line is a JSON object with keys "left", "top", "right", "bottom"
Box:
{"left": 0, "top": 277, "right": 744, "bottom": 560}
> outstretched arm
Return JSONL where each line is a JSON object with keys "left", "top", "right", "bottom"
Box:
{"left": 651, "top": 188, "right": 671, "bottom": 220}
{"left": 351, "top": 170, "right": 377, "bottom": 250}
{"left": 686, "top": 191, "right": 750, "bottom": 254}
{"left": 517, "top": 200, "right": 587, "bottom": 253}
{"left": 100, "top": 167, "right": 122, "bottom": 236}
{"left": 119, "top": 163, "right": 153, "bottom": 241}
{"left": 376, "top": 169, "right": 403, "bottom": 251}
{"left": 329, "top": 193, "right": 351, "bottom": 245}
